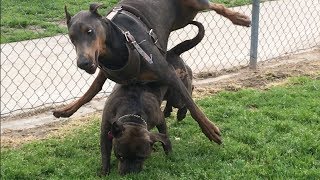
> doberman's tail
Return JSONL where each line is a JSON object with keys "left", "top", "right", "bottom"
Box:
{"left": 169, "top": 21, "right": 205, "bottom": 56}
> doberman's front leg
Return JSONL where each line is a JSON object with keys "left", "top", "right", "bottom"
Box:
{"left": 53, "top": 69, "right": 107, "bottom": 118}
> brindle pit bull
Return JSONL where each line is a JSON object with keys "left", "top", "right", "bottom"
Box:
{"left": 101, "top": 83, "right": 172, "bottom": 175}
{"left": 101, "top": 21, "right": 202, "bottom": 175}
{"left": 163, "top": 21, "right": 205, "bottom": 121}
{"left": 54, "top": 0, "right": 251, "bottom": 144}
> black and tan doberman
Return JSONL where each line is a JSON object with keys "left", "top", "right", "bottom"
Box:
{"left": 53, "top": 0, "right": 251, "bottom": 144}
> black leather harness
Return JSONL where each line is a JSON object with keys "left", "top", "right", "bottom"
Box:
{"left": 99, "top": 6, "right": 165, "bottom": 84}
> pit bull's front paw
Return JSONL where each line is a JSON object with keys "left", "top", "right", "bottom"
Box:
{"left": 163, "top": 139, "right": 172, "bottom": 155}
{"left": 231, "top": 12, "right": 251, "bottom": 27}
{"left": 177, "top": 108, "right": 187, "bottom": 121}
{"left": 100, "top": 168, "right": 110, "bottom": 176}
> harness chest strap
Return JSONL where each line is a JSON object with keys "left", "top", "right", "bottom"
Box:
{"left": 106, "top": 6, "right": 164, "bottom": 64}
{"left": 123, "top": 32, "right": 153, "bottom": 64}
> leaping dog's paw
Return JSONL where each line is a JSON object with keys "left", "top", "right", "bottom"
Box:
{"left": 52, "top": 109, "right": 73, "bottom": 118}
{"left": 199, "top": 121, "right": 222, "bottom": 145}
{"left": 232, "top": 13, "right": 251, "bottom": 27}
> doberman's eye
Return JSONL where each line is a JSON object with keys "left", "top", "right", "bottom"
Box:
{"left": 87, "top": 29, "right": 93, "bottom": 35}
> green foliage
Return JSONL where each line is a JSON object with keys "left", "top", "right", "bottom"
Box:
{"left": 1, "top": 0, "right": 251, "bottom": 43}
{"left": 0, "top": 0, "right": 118, "bottom": 43}
{"left": 1, "top": 77, "right": 320, "bottom": 179}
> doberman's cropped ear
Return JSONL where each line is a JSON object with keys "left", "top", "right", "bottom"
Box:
{"left": 64, "top": 5, "right": 72, "bottom": 25}
{"left": 89, "top": 3, "right": 103, "bottom": 16}
{"left": 111, "top": 121, "right": 125, "bottom": 138}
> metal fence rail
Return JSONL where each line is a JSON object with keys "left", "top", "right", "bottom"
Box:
{"left": 1, "top": 0, "right": 320, "bottom": 117}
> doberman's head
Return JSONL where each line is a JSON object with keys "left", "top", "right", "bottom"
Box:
{"left": 111, "top": 119, "right": 170, "bottom": 175}
{"left": 65, "top": 3, "right": 107, "bottom": 74}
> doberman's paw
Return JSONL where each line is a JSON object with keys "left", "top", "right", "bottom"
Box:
{"left": 199, "top": 120, "right": 222, "bottom": 144}
{"left": 231, "top": 12, "right": 251, "bottom": 27}
{"left": 52, "top": 108, "right": 74, "bottom": 118}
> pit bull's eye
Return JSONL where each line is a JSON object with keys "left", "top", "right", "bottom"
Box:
{"left": 136, "top": 157, "right": 144, "bottom": 162}
{"left": 118, "top": 156, "right": 124, "bottom": 161}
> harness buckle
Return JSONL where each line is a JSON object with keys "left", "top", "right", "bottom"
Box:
{"left": 149, "top": 29, "right": 158, "bottom": 44}
{"left": 124, "top": 31, "right": 135, "bottom": 43}
{"left": 113, "top": 6, "right": 122, "bottom": 12}
{"left": 106, "top": 6, "right": 122, "bottom": 20}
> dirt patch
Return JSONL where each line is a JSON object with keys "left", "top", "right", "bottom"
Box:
{"left": 1, "top": 48, "right": 320, "bottom": 148}
{"left": 193, "top": 48, "right": 320, "bottom": 98}
{"left": 1, "top": 113, "right": 100, "bottom": 148}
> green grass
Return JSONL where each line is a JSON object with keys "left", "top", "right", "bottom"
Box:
{"left": 0, "top": 0, "right": 118, "bottom": 44}
{"left": 1, "top": 0, "right": 251, "bottom": 44}
{"left": 1, "top": 76, "right": 320, "bottom": 179}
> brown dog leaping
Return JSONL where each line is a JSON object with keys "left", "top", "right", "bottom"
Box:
{"left": 53, "top": 0, "right": 251, "bottom": 144}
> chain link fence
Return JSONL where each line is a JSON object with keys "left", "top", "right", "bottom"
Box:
{"left": 1, "top": 0, "right": 320, "bottom": 118}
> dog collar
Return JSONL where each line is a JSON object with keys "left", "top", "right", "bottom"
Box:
{"left": 118, "top": 114, "right": 148, "bottom": 127}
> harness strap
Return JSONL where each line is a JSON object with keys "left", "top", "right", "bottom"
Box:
{"left": 124, "top": 32, "right": 153, "bottom": 64}
{"left": 107, "top": 7, "right": 153, "bottom": 64}
{"left": 106, "top": 6, "right": 166, "bottom": 64}
{"left": 120, "top": 5, "right": 166, "bottom": 54}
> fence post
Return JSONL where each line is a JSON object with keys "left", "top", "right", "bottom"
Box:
{"left": 249, "top": 0, "right": 260, "bottom": 69}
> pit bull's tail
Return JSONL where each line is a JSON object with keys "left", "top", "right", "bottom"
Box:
{"left": 169, "top": 21, "right": 205, "bottom": 56}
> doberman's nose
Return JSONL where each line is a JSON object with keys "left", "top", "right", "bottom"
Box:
{"left": 77, "top": 55, "right": 91, "bottom": 70}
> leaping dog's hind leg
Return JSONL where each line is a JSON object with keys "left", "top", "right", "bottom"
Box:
{"left": 147, "top": 53, "right": 222, "bottom": 144}
{"left": 208, "top": 3, "right": 251, "bottom": 27}
{"left": 183, "top": 0, "right": 251, "bottom": 27}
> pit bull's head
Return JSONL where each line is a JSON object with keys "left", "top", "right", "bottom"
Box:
{"left": 111, "top": 117, "right": 170, "bottom": 175}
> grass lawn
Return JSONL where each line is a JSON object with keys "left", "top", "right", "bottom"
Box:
{"left": 0, "top": 0, "right": 251, "bottom": 44}
{"left": 1, "top": 76, "right": 320, "bottom": 179}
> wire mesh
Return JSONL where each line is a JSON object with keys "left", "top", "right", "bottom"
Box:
{"left": 1, "top": 0, "right": 319, "bottom": 117}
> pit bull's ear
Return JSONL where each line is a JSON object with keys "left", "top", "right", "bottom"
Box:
{"left": 111, "top": 121, "right": 125, "bottom": 138}
{"left": 89, "top": 3, "right": 103, "bottom": 15}
{"left": 149, "top": 133, "right": 171, "bottom": 154}
{"left": 64, "top": 5, "right": 71, "bottom": 25}
{"left": 150, "top": 133, "right": 166, "bottom": 144}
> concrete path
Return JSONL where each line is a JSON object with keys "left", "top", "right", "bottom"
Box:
{"left": 2, "top": 47, "right": 320, "bottom": 133}
{"left": 1, "top": 0, "right": 320, "bottom": 117}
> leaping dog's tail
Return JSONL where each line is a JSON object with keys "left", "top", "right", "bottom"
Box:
{"left": 169, "top": 21, "right": 205, "bottom": 56}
